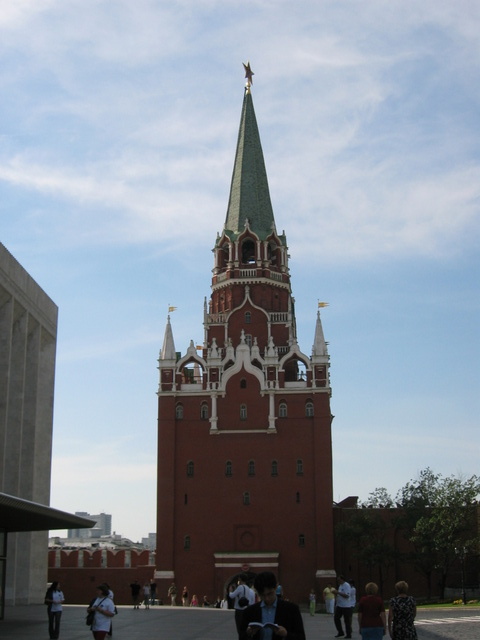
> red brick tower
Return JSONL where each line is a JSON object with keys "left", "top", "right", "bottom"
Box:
{"left": 156, "top": 72, "right": 335, "bottom": 604}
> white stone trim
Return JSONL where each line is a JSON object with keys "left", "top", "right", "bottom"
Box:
{"left": 154, "top": 570, "right": 175, "bottom": 579}
{"left": 316, "top": 569, "right": 337, "bottom": 578}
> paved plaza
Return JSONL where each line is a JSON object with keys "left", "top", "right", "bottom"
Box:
{"left": 0, "top": 604, "right": 478, "bottom": 640}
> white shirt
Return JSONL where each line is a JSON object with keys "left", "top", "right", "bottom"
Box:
{"left": 92, "top": 596, "right": 115, "bottom": 632}
{"left": 229, "top": 584, "right": 255, "bottom": 609}
{"left": 336, "top": 582, "right": 351, "bottom": 608}
{"left": 50, "top": 590, "right": 64, "bottom": 612}
{"left": 348, "top": 586, "right": 356, "bottom": 608}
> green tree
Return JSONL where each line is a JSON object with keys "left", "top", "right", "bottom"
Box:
{"left": 361, "top": 487, "right": 394, "bottom": 509}
{"left": 336, "top": 508, "right": 396, "bottom": 594}
{"left": 396, "top": 468, "right": 480, "bottom": 599}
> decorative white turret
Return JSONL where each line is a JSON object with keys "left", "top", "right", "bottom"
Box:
{"left": 159, "top": 315, "right": 176, "bottom": 363}
{"left": 312, "top": 310, "right": 329, "bottom": 359}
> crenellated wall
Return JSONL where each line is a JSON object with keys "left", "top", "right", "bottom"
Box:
{"left": 47, "top": 549, "right": 155, "bottom": 604}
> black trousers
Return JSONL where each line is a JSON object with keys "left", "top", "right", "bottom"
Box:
{"left": 334, "top": 605, "right": 353, "bottom": 637}
{"left": 234, "top": 608, "right": 245, "bottom": 637}
{"left": 48, "top": 610, "right": 62, "bottom": 639}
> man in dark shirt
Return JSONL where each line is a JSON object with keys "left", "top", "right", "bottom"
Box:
{"left": 129, "top": 580, "right": 141, "bottom": 609}
{"left": 240, "top": 572, "right": 305, "bottom": 640}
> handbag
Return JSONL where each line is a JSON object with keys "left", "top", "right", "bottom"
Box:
{"left": 238, "top": 586, "right": 249, "bottom": 608}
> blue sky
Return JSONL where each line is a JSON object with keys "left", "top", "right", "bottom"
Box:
{"left": 1, "top": 1, "right": 479, "bottom": 541}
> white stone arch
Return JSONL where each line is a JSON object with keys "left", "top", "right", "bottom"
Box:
{"left": 176, "top": 340, "right": 207, "bottom": 383}
{"left": 220, "top": 337, "right": 265, "bottom": 392}
{"left": 278, "top": 342, "right": 311, "bottom": 372}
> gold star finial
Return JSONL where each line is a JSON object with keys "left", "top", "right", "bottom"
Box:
{"left": 243, "top": 61, "right": 254, "bottom": 92}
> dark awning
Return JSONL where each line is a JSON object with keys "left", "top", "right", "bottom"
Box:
{"left": 0, "top": 492, "right": 95, "bottom": 532}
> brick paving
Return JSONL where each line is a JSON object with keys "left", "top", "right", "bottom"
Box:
{"left": 0, "top": 604, "right": 478, "bottom": 640}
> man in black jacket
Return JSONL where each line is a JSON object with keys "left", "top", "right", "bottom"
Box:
{"left": 240, "top": 572, "right": 306, "bottom": 640}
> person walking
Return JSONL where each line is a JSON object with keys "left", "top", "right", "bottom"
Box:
{"left": 388, "top": 581, "right": 417, "bottom": 639}
{"left": 323, "top": 583, "right": 335, "bottom": 614}
{"left": 130, "top": 580, "right": 141, "bottom": 609}
{"left": 349, "top": 580, "right": 357, "bottom": 611}
{"left": 87, "top": 584, "right": 115, "bottom": 640}
{"left": 149, "top": 579, "right": 157, "bottom": 605}
{"left": 168, "top": 582, "right": 178, "bottom": 606}
{"left": 309, "top": 588, "right": 316, "bottom": 616}
{"left": 143, "top": 581, "right": 151, "bottom": 609}
{"left": 229, "top": 573, "right": 256, "bottom": 638}
{"left": 357, "top": 582, "right": 386, "bottom": 640}
{"left": 333, "top": 575, "right": 353, "bottom": 638}
{"left": 44, "top": 581, "right": 65, "bottom": 639}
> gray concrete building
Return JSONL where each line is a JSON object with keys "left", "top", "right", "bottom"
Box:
{"left": 68, "top": 511, "right": 112, "bottom": 538}
{"left": 0, "top": 243, "right": 92, "bottom": 616}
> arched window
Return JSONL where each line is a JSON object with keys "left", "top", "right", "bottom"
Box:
{"left": 200, "top": 403, "right": 208, "bottom": 420}
{"left": 240, "top": 378, "right": 247, "bottom": 389}
{"left": 184, "top": 535, "right": 191, "bottom": 550}
{"left": 186, "top": 460, "right": 194, "bottom": 477}
{"left": 245, "top": 334, "right": 252, "bottom": 347}
{"left": 296, "top": 459, "right": 304, "bottom": 475}
{"left": 243, "top": 492, "right": 250, "bottom": 505}
{"left": 176, "top": 403, "right": 184, "bottom": 419}
{"left": 279, "top": 401, "right": 287, "bottom": 418}
{"left": 271, "top": 460, "right": 278, "bottom": 476}
{"left": 305, "top": 401, "right": 314, "bottom": 417}
{"left": 225, "top": 460, "right": 232, "bottom": 477}
{"left": 296, "top": 491, "right": 300, "bottom": 503}
{"left": 284, "top": 357, "right": 307, "bottom": 382}
{"left": 242, "top": 239, "right": 255, "bottom": 264}
{"left": 248, "top": 460, "right": 255, "bottom": 476}
{"left": 298, "top": 534, "right": 305, "bottom": 547}
{"left": 245, "top": 311, "right": 252, "bottom": 324}
{"left": 240, "top": 404, "right": 247, "bottom": 420}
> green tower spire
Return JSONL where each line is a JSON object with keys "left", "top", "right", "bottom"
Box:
{"left": 224, "top": 79, "right": 276, "bottom": 241}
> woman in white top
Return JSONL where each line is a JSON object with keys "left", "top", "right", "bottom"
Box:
{"left": 45, "top": 581, "right": 65, "bottom": 639}
{"left": 87, "top": 584, "right": 115, "bottom": 640}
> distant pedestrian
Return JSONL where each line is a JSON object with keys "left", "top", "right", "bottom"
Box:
{"left": 44, "top": 581, "right": 64, "bottom": 639}
{"left": 130, "top": 580, "right": 141, "bottom": 609}
{"left": 168, "top": 582, "right": 178, "bottom": 606}
{"left": 190, "top": 594, "right": 199, "bottom": 606}
{"left": 388, "top": 581, "right": 417, "bottom": 639}
{"left": 309, "top": 588, "right": 316, "bottom": 616}
{"left": 149, "top": 579, "right": 157, "bottom": 605}
{"left": 358, "top": 582, "right": 386, "bottom": 640}
{"left": 143, "top": 582, "right": 150, "bottom": 609}
{"left": 323, "top": 583, "right": 335, "bottom": 614}
{"left": 202, "top": 595, "right": 211, "bottom": 607}
{"left": 349, "top": 580, "right": 357, "bottom": 610}
{"left": 333, "top": 575, "right": 353, "bottom": 638}
{"left": 182, "top": 586, "right": 189, "bottom": 606}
